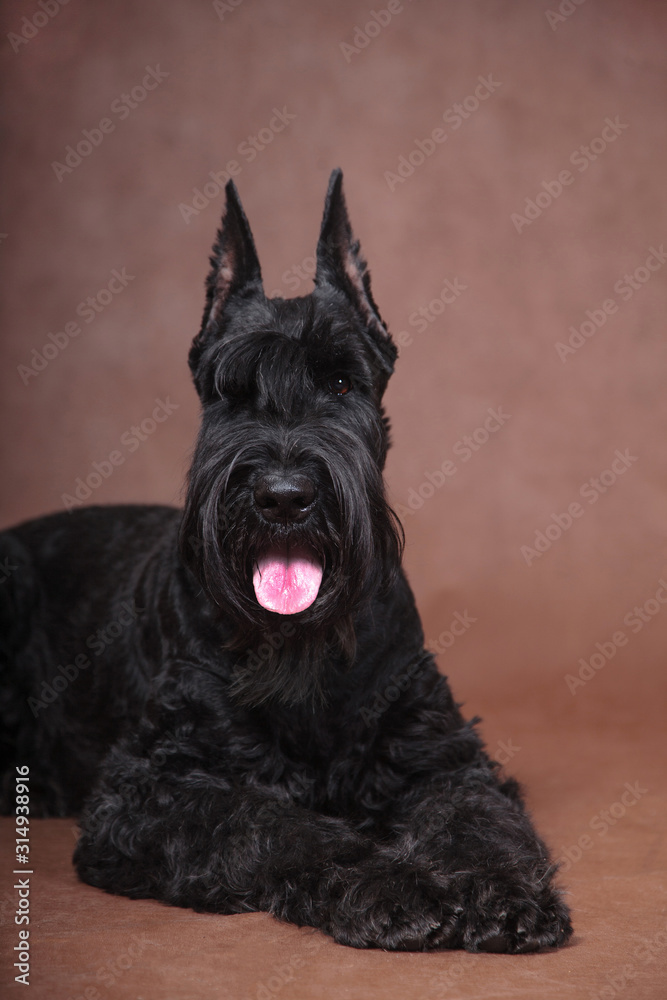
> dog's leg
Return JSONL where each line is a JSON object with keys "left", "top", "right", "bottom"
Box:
{"left": 73, "top": 735, "right": 457, "bottom": 951}
{"left": 354, "top": 664, "right": 573, "bottom": 953}
{"left": 377, "top": 768, "right": 573, "bottom": 953}
{"left": 72, "top": 699, "right": 570, "bottom": 952}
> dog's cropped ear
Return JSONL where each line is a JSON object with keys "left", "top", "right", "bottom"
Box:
{"left": 203, "top": 179, "right": 263, "bottom": 327}
{"left": 316, "top": 169, "right": 396, "bottom": 375}
{"left": 190, "top": 181, "right": 263, "bottom": 389}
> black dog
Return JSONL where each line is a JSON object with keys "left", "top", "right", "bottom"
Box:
{"left": 0, "top": 170, "right": 572, "bottom": 952}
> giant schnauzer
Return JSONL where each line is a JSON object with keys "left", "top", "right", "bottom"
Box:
{"left": 0, "top": 170, "right": 572, "bottom": 952}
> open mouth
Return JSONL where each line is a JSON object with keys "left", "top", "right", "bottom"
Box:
{"left": 252, "top": 545, "right": 323, "bottom": 615}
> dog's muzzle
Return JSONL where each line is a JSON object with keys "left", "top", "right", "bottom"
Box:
{"left": 251, "top": 473, "right": 323, "bottom": 614}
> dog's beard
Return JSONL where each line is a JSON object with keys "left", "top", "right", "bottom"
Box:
{"left": 179, "top": 418, "right": 404, "bottom": 706}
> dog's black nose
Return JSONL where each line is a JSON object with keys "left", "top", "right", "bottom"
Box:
{"left": 253, "top": 474, "right": 316, "bottom": 523}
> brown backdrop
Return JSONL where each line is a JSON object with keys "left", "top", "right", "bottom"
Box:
{"left": 1, "top": 1, "right": 666, "bottom": 997}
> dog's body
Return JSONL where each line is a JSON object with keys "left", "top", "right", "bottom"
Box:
{"left": 0, "top": 171, "right": 572, "bottom": 951}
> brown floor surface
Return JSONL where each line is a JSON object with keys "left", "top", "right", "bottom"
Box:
{"left": 1, "top": 686, "right": 666, "bottom": 999}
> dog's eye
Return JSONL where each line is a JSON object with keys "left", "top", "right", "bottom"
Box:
{"left": 327, "top": 375, "right": 351, "bottom": 396}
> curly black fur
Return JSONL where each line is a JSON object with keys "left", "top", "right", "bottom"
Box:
{"left": 0, "top": 170, "right": 572, "bottom": 952}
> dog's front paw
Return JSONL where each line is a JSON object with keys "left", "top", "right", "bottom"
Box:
{"left": 321, "top": 862, "right": 460, "bottom": 951}
{"left": 322, "top": 861, "right": 571, "bottom": 952}
{"left": 457, "top": 868, "right": 572, "bottom": 953}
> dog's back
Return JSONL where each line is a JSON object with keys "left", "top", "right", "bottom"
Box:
{"left": 0, "top": 504, "right": 179, "bottom": 814}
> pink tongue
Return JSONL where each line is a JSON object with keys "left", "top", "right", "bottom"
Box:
{"left": 253, "top": 548, "right": 323, "bottom": 615}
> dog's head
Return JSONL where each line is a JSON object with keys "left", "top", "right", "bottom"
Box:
{"left": 180, "top": 170, "right": 403, "bottom": 704}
